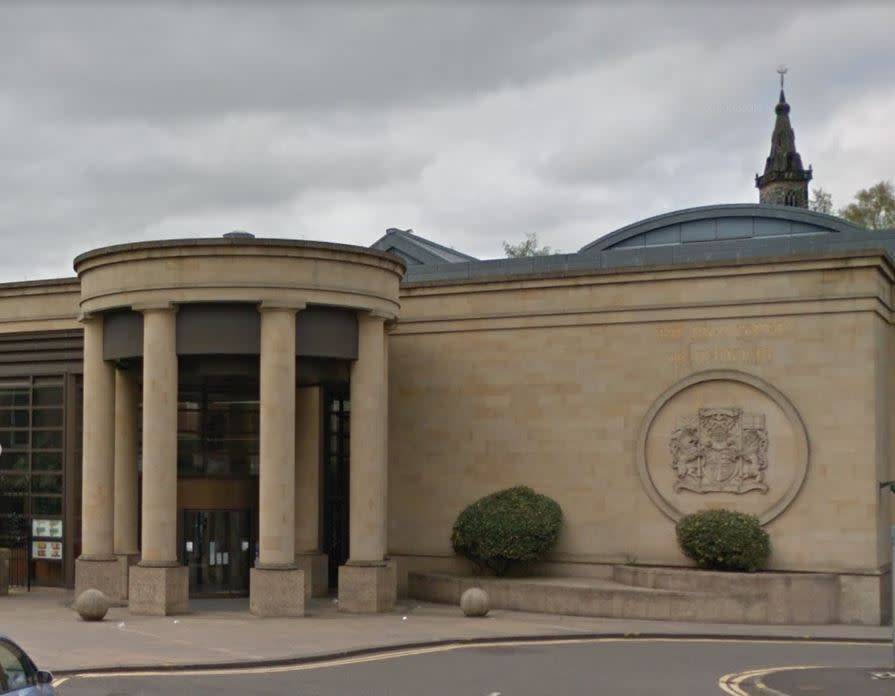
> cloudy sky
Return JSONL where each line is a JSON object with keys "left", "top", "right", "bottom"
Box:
{"left": 1, "top": 3, "right": 892, "bottom": 281}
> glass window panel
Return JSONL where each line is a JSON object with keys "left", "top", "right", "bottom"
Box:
{"left": 1, "top": 430, "right": 29, "bottom": 450}
{"left": 32, "top": 452, "right": 62, "bottom": 471}
{"left": 0, "top": 473, "right": 28, "bottom": 494}
{"left": 0, "top": 496, "right": 26, "bottom": 515}
{"left": 31, "top": 430, "right": 63, "bottom": 449}
{"left": 343, "top": 400, "right": 350, "bottom": 413}
{"left": 32, "top": 409, "right": 63, "bottom": 428}
{"left": 0, "top": 451, "right": 28, "bottom": 471}
{"left": 31, "top": 474, "right": 63, "bottom": 494}
{"left": 33, "top": 386, "right": 63, "bottom": 406}
{"left": 32, "top": 496, "right": 62, "bottom": 515}
{"left": 0, "top": 409, "right": 29, "bottom": 427}
{"left": 178, "top": 410, "right": 201, "bottom": 433}
{"left": 177, "top": 440, "right": 204, "bottom": 475}
{"left": 0, "top": 387, "right": 28, "bottom": 407}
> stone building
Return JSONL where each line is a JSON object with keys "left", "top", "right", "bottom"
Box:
{"left": 755, "top": 88, "right": 813, "bottom": 207}
{"left": 0, "top": 86, "right": 892, "bottom": 623}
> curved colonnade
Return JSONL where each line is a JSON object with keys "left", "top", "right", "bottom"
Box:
{"left": 73, "top": 237, "right": 405, "bottom": 616}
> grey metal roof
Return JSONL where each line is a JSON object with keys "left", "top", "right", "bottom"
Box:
{"left": 389, "top": 204, "right": 895, "bottom": 285}
{"left": 369, "top": 228, "right": 478, "bottom": 266}
{"left": 579, "top": 204, "right": 863, "bottom": 253}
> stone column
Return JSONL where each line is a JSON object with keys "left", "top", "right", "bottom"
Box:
{"left": 294, "top": 385, "right": 327, "bottom": 598}
{"left": 113, "top": 368, "right": 140, "bottom": 597}
{"left": 338, "top": 311, "right": 396, "bottom": 613}
{"left": 75, "top": 314, "right": 125, "bottom": 600}
{"left": 128, "top": 305, "right": 188, "bottom": 615}
{"left": 250, "top": 303, "right": 305, "bottom": 617}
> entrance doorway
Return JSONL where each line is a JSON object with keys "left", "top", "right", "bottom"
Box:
{"left": 183, "top": 509, "right": 252, "bottom": 597}
{"left": 323, "top": 388, "right": 350, "bottom": 590}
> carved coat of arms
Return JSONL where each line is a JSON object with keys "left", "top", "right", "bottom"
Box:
{"left": 669, "top": 407, "right": 769, "bottom": 494}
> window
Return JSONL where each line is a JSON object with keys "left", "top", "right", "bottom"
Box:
{"left": 0, "top": 377, "right": 66, "bottom": 548}
{"left": 147, "top": 377, "right": 260, "bottom": 478}
{"left": 0, "top": 640, "right": 35, "bottom": 693}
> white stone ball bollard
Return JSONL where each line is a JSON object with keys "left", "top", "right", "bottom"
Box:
{"left": 75, "top": 589, "right": 110, "bottom": 621}
{"left": 460, "top": 587, "right": 490, "bottom": 617}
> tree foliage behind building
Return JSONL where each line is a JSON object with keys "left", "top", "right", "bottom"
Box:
{"left": 502, "top": 232, "right": 556, "bottom": 258}
{"left": 809, "top": 180, "right": 895, "bottom": 229}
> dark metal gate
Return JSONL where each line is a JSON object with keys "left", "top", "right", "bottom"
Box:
{"left": 0, "top": 479, "right": 30, "bottom": 589}
{"left": 322, "top": 386, "right": 350, "bottom": 591}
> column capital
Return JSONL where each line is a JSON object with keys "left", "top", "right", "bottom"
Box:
{"left": 258, "top": 300, "right": 306, "bottom": 312}
{"left": 132, "top": 301, "right": 178, "bottom": 314}
{"left": 364, "top": 309, "right": 395, "bottom": 321}
{"left": 77, "top": 311, "right": 100, "bottom": 325}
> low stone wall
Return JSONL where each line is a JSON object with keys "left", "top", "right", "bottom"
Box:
{"left": 612, "top": 566, "right": 839, "bottom": 624}
{"left": 0, "top": 548, "right": 9, "bottom": 596}
{"left": 408, "top": 565, "right": 845, "bottom": 625}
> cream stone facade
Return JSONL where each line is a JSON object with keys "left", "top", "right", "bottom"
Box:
{"left": 387, "top": 251, "right": 894, "bottom": 625}
{"left": 0, "top": 206, "right": 893, "bottom": 624}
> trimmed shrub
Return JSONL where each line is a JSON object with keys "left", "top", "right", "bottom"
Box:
{"left": 676, "top": 508, "right": 770, "bottom": 572}
{"left": 451, "top": 485, "right": 563, "bottom": 576}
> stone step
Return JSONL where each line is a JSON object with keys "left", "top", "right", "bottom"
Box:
{"left": 611, "top": 565, "right": 839, "bottom": 624}
{"left": 408, "top": 570, "right": 838, "bottom": 624}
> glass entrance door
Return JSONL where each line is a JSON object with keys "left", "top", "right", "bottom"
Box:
{"left": 183, "top": 509, "right": 251, "bottom": 597}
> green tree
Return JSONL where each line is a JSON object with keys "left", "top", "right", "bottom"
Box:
{"left": 809, "top": 187, "right": 833, "bottom": 215}
{"left": 502, "top": 232, "right": 555, "bottom": 258}
{"left": 839, "top": 180, "right": 895, "bottom": 230}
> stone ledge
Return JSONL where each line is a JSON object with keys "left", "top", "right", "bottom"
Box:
{"left": 612, "top": 565, "right": 839, "bottom": 625}
{"left": 408, "top": 567, "right": 842, "bottom": 625}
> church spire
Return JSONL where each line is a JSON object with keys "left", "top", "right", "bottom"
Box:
{"left": 755, "top": 67, "right": 812, "bottom": 207}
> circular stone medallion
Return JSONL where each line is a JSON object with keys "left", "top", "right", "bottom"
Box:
{"left": 636, "top": 370, "right": 808, "bottom": 525}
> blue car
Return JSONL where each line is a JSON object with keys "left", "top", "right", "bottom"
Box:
{"left": 0, "top": 636, "right": 55, "bottom": 695}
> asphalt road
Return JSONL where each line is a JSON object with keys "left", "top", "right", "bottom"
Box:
{"left": 55, "top": 638, "right": 890, "bottom": 696}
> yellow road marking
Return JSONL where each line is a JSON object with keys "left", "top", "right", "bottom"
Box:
{"left": 718, "top": 665, "right": 823, "bottom": 696}
{"left": 54, "top": 637, "right": 886, "bottom": 683}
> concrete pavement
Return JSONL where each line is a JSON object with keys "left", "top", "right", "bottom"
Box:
{"left": 0, "top": 587, "right": 890, "bottom": 675}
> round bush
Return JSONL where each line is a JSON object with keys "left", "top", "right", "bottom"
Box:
{"left": 451, "top": 486, "right": 563, "bottom": 576}
{"left": 676, "top": 509, "right": 770, "bottom": 572}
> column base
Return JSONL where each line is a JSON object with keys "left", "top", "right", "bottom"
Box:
{"left": 338, "top": 562, "right": 397, "bottom": 613}
{"left": 114, "top": 553, "right": 140, "bottom": 600}
{"left": 128, "top": 564, "right": 189, "bottom": 616}
{"left": 294, "top": 553, "right": 328, "bottom": 599}
{"left": 250, "top": 566, "right": 305, "bottom": 617}
{"left": 75, "top": 556, "right": 128, "bottom": 603}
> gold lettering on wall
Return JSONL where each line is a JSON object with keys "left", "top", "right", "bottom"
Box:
{"left": 657, "top": 321, "right": 790, "bottom": 341}
{"left": 668, "top": 344, "right": 774, "bottom": 366}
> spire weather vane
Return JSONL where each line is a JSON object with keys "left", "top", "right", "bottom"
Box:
{"left": 777, "top": 64, "right": 787, "bottom": 89}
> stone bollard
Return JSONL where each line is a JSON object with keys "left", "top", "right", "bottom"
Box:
{"left": 0, "top": 548, "right": 8, "bottom": 596}
{"left": 74, "top": 589, "right": 111, "bottom": 621}
{"left": 460, "top": 587, "right": 490, "bottom": 617}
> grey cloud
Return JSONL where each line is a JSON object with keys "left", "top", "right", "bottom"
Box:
{"left": 0, "top": 3, "right": 892, "bottom": 280}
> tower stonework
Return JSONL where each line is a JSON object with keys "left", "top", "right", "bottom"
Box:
{"left": 755, "top": 88, "right": 812, "bottom": 207}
